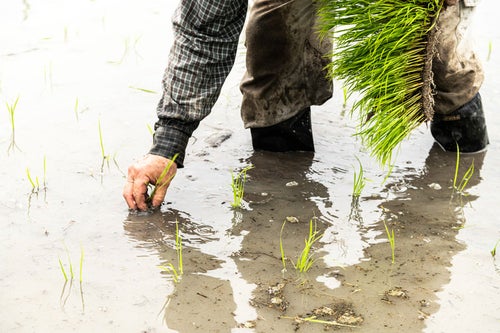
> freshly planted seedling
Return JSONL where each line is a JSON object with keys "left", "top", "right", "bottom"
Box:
{"left": 98, "top": 119, "right": 110, "bottom": 172}
{"left": 175, "top": 221, "right": 183, "bottom": 275}
{"left": 147, "top": 124, "right": 154, "bottom": 136}
{"left": 147, "top": 154, "right": 178, "bottom": 207}
{"left": 26, "top": 168, "right": 40, "bottom": 192}
{"left": 58, "top": 245, "right": 84, "bottom": 282}
{"left": 452, "top": 145, "right": 475, "bottom": 197}
{"left": 383, "top": 221, "right": 396, "bottom": 264}
{"left": 230, "top": 164, "right": 254, "bottom": 208}
{"left": 491, "top": 239, "right": 500, "bottom": 258}
{"left": 487, "top": 40, "right": 492, "bottom": 62}
{"left": 58, "top": 258, "right": 69, "bottom": 282}
{"left": 295, "top": 219, "right": 323, "bottom": 273}
{"left": 129, "top": 86, "right": 157, "bottom": 94}
{"left": 26, "top": 156, "right": 47, "bottom": 193}
{"left": 279, "top": 220, "right": 288, "bottom": 275}
{"left": 6, "top": 96, "right": 20, "bottom": 153}
{"left": 352, "top": 157, "right": 366, "bottom": 198}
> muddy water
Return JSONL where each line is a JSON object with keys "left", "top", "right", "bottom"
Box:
{"left": 1, "top": 1, "right": 499, "bottom": 332}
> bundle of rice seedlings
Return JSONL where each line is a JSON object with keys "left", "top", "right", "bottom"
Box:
{"left": 317, "top": 0, "right": 444, "bottom": 166}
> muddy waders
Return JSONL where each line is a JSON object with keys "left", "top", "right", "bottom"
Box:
{"left": 240, "top": 0, "right": 332, "bottom": 152}
{"left": 431, "top": 0, "right": 488, "bottom": 153}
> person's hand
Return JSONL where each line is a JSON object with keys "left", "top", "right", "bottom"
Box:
{"left": 445, "top": 0, "right": 458, "bottom": 6}
{"left": 123, "top": 154, "right": 177, "bottom": 211}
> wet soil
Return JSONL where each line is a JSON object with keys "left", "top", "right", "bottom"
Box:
{"left": 1, "top": 1, "right": 499, "bottom": 332}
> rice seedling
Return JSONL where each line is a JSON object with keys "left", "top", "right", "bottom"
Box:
{"left": 452, "top": 146, "right": 475, "bottom": 196}
{"left": 74, "top": 97, "right": 79, "bottom": 121}
{"left": 342, "top": 86, "right": 348, "bottom": 108}
{"left": 295, "top": 219, "right": 323, "bottom": 273}
{"left": 487, "top": 40, "right": 492, "bottom": 62}
{"left": 317, "top": 0, "right": 444, "bottom": 166}
{"left": 147, "top": 124, "right": 154, "bottom": 136}
{"left": 6, "top": 96, "right": 20, "bottom": 153}
{"left": 58, "top": 245, "right": 84, "bottom": 282}
{"left": 383, "top": 221, "right": 396, "bottom": 264}
{"left": 175, "top": 221, "right": 183, "bottom": 275}
{"left": 491, "top": 239, "right": 500, "bottom": 258}
{"left": 58, "top": 258, "right": 69, "bottom": 281}
{"left": 26, "top": 168, "right": 40, "bottom": 192}
{"left": 279, "top": 220, "right": 288, "bottom": 275}
{"left": 158, "top": 220, "right": 183, "bottom": 282}
{"left": 129, "top": 86, "right": 157, "bottom": 94}
{"left": 147, "top": 154, "right": 178, "bottom": 206}
{"left": 352, "top": 157, "right": 366, "bottom": 198}
{"left": 230, "top": 164, "right": 254, "bottom": 208}
{"left": 98, "top": 119, "right": 111, "bottom": 172}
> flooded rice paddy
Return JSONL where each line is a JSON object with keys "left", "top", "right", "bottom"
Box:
{"left": 1, "top": 1, "right": 499, "bottom": 332}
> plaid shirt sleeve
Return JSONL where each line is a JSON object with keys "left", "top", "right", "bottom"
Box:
{"left": 149, "top": 0, "right": 248, "bottom": 167}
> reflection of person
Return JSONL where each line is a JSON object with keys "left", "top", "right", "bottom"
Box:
{"left": 123, "top": 0, "right": 488, "bottom": 211}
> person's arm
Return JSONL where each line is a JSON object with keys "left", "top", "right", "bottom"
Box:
{"left": 123, "top": 0, "right": 247, "bottom": 210}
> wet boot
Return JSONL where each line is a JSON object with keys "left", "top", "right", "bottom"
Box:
{"left": 250, "top": 107, "right": 315, "bottom": 152}
{"left": 430, "top": 93, "right": 489, "bottom": 153}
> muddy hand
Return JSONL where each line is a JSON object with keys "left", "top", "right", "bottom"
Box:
{"left": 123, "top": 154, "right": 177, "bottom": 211}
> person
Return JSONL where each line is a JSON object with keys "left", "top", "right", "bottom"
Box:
{"left": 123, "top": 0, "right": 488, "bottom": 211}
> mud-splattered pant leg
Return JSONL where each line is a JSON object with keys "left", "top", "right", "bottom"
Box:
{"left": 433, "top": 1, "right": 483, "bottom": 115}
{"left": 240, "top": 0, "right": 333, "bottom": 128}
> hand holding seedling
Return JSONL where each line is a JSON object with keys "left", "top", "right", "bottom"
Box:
{"left": 123, "top": 154, "right": 177, "bottom": 210}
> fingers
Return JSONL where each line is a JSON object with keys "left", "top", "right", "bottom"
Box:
{"left": 123, "top": 177, "right": 149, "bottom": 211}
{"left": 123, "top": 180, "right": 137, "bottom": 210}
{"left": 123, "top": 154, "right": 177, "bottom": 211}
{"left": 132, "top": 177, "right": 150, "bottom": 211}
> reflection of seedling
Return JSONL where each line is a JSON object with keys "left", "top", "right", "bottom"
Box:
{"left": 147, "top": 154, "right": 178, "bottom": 206}
{"left": 295, "top": 219, "right": 323, "bottom": 273}
{"left": 230, "top": 165, "right": 254, "bottom": 208}
{"left": 159, "top": 220, "right": 183, "bottom": 283}
{"left": 6, "top": 96, "right": 21, "bottom": 153}
{"left": 491, "top": 239, "right": 500, "bottom": 258}
{"left": 383, "top": 221, "right": 396, "bottom": 264}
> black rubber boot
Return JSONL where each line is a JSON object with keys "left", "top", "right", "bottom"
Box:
{"left": 251, "top": 107, "right": 315, "bottom": 152}
{"left": 430, "top": 93, "right": 489, "bottom": 153}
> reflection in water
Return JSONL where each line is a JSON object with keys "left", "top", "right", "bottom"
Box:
{"left": 123, "top": 144, "right": 487, "bottom": 332}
